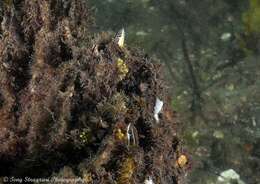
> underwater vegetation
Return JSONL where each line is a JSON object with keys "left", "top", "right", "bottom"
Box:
{"left": 0, "top": 0, "right": 187, "bottom": 183}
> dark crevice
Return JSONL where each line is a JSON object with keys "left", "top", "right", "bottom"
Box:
{"left": 0, "top": 91, "right": 4, "bottom": 108}
{"left": 136, "top": 118, "right": 154, "bottom": 152}
{"left": 60, "top": 40, "right": 73, "bottom": 62}
{"left": 12, "top": 55, "right": 31, "bottom": 93}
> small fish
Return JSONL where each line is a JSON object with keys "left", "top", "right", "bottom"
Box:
{"left": 114, "top": 28, "right": 125, "bottom": 48}
{"left": 144, "top": 176, "right": 154, "bottom": 184}
{"left": 153, "top": 97, "right": 163, "bottom": 123}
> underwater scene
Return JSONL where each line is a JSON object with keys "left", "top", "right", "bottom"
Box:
{"left": 0, "top": 0, "right": 260, "bottom": 184}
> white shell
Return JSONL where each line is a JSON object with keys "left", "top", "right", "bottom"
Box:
{"left": 126, "top": 123, "right": 136, "bottom": 146}
{"left": 153, "top": 97, "right": 163, "bottom": 122}
{"left": 144, "top": 177, "right": 154, "bottom": 184}
{"left": 126, "top": 123, "right": 131, "bottom": 144}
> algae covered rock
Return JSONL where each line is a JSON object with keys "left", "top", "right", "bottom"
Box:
{"left": 0, "top": 0, "right": 187, "bottom": 183}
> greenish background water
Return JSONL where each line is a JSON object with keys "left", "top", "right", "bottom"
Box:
{"left": 89, "top": 0, "right": 260, "bottom": 183}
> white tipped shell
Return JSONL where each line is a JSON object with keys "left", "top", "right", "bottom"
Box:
{"left": 115, "top": 28, "right": 125, "bottom": 48}
{"left": 153, "top": 98, "right": 163, "bottom": 122}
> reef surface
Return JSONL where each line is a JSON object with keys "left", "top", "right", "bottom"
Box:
{"left": 0, "top": 0, "right": 187, "bottom": 183}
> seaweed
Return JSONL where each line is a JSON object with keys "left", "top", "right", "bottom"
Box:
{"left": 0, "top": 0, "right": 187, "bottom": 183}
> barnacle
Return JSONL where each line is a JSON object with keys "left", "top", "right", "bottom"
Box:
{"left": 117, "top": 58, "right": 129, "bottom": 80}
{"left": 112, "top": 93, "right": 128, "bottom": 113}
{"left": 133, "top": 96, "right": 146, "bottom": 109}
{"left": 117, "top": 157, "right": 136, "bottom": 184}
{"left": 98, "top": 92, "right": 128, "bottom": 119}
